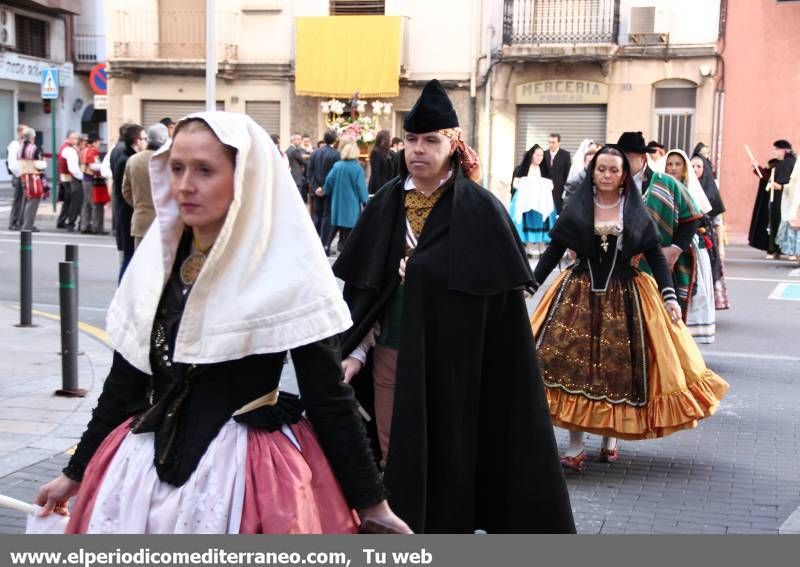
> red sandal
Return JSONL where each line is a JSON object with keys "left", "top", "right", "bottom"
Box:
{"left": 599, "top": 447, "right": 619, "bottom": 463}
{"left": 560, "top": 451, "right": 587, "bottom": 471}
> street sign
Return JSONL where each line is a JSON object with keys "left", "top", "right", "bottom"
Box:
{"left": 89, "top": 63, "right": 108, "bottom": 95}
{"left": 41, "top": 68, "right": 59, "bottom": 99}
{"left": 93, "top": 94, "right": 108, "bottom": 110}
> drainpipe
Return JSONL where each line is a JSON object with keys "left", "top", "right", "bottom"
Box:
{"left": 715, "top": 91, "right": 724, "bottom": 179}
{"left": 483, "top": 61, "right": 493, "bottom": 189}
{"left": 469, "top": 0, "right": 483, "bottom": 146}
{"left": 205, "top": 0, "right": 217, "bottom": 111}
{"left": 470, "top": 55, "right": 486, "bottom": 146}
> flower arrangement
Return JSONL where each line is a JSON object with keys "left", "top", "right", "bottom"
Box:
{"left": 321, "top": 96, "right": 393, "bottom": 145}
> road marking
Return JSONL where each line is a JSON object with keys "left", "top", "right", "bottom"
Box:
{"left": 701, "top": 350, "right": 800, "bottom": 363}
{"left": 31, "top": 301, "right": 109, "bottom": 313}
{"left": 29, "top": 308, "right": 110, "bottom": 346}
{"left": 0, "top": 237, "right": 117, "bottom": 249}
{"left": 2, "top": 302, "right": 110, "bottom": 347}
{"left": 727, "top": 276, "right": 799, "bottom": 283}
{"left": 769, "top": 282, "right": 800, "bottom": 301}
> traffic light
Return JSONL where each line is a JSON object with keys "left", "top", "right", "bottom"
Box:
{"left": 43, "top": 100, "right": 51, "bottom": 114}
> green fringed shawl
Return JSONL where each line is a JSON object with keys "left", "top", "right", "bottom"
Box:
{"left": 638, "top": 172, "right": 703, "bottom": 317}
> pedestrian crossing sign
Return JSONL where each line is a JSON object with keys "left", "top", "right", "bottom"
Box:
{"left": 41, "top": 68, "right": 59, "bottom": 99}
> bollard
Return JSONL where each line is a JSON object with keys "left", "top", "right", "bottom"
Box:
{"left": 65, "top": 244, "right": 78, "bottom": 314}
{"left": 16, "top": 231, "right": 33, "bottom": 327}
{"left": 55, "top": 261, "right": 86, "bottom": 398}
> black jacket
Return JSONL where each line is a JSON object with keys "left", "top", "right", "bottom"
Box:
{"left": 286, "top": 144, "right": 309, "bottom": 195}
{"left": 333, "top": 155, "right": 575, "bottom": 534}
{"left": 306, "top": 145, "right": 340, "bottom": 191}
{"left": 110, "top": 142, "right": 136, "bottom": 254}
{"left": 541, "top": 148, "right": 571, "bottom": 212}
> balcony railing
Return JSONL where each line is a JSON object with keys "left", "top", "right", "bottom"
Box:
{"left": 503, "top": 0, "right": 619, "bottom": 45}
{"left": 74, "top": 34, "right": 105, "bottom": 63}
{"left": 112, "top": 10, "right": 239, "bottom": 60}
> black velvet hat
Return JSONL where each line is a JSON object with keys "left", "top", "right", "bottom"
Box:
{"left": 774, "top": 139, "right": 792, "bottom": 150}
{"left": 403, "top": 79, "right": 459, "bottom": 133}
{"left": 616, "top": 131, "right": 656, "bottom": 154}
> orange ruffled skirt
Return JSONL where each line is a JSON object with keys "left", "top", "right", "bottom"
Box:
{"left": 531, "top": 269, "right": 728, "bottom": 440}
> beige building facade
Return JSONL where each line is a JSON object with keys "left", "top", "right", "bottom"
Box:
{"left": 106, "top": 0, "right": 482, "bottom": 147}
{"left": 485, "top": 0, "right": 721, "bottom": 199}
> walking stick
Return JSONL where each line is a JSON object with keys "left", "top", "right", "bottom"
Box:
{"left": 767, "top": 168, "right": 776, "bottom": 236}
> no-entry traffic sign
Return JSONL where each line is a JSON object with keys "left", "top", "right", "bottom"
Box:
{"left": 89, "top": 63, "right": 108, "bottom": 95}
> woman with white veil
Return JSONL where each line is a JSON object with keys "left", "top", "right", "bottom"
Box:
{"left": 34, "top": 112, "right": 410, "bottom": 534}
{"left": 664, "top": 149, "right": 716, "bottom": 344}
{"left": 568, "top": 138, "right": 596, "bottom": 180}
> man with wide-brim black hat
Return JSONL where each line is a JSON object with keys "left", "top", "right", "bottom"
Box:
{"left": 617, "top": 131, "right": 703, "bottom": 317}
{"left": 332, "top": 79, "right": 575, "bottom": 534}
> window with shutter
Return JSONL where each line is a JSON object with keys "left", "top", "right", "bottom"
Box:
{"left": 15, "top": 14, "right": 48, "bottom": 59}
{"left": 329, "top": 0, "right": 385, "bottom": 15}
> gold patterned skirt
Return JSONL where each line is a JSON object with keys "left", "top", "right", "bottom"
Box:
{"left": 531, "top": 268, "right": 728, "bottom": 440}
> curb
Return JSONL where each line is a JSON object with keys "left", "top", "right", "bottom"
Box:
{"left": 779, "top": 507, "right": 800, "bottom": 534}
{"left": 3, "top": 303, "right": 110, "bottom": 349}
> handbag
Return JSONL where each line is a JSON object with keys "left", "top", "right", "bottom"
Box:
{"left": 92, "top": 184, "right": 110, "bottom": 205}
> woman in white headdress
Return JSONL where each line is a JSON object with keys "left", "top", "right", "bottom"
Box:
{"left": 568, "top": 138, "right": 596, "bottom": 180}
{"left": 775, "top": 157, "right": 800, "bottom": 261}
{"left": 664, "top": 149, "right": 716, "bottom": 344}
{"left": 34, "top": 112, "right": 410, "bottom": 534}
{"left": 509, "top": 144, "right": 556, "bottom": 254}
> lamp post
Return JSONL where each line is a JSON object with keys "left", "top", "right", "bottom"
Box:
{"left": 205, "top": 0, "right": 216, "bottom": 112}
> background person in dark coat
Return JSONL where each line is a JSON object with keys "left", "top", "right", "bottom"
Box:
{"left": 306, "top": 130, "right": 340, "bottom": 255}
{"left": 286, "top": 133, "right": 309, "bottom": 201}
{"left": 389, "top": 136, "right": 404, "bottom": 178}
{"left": 541, "top": 133, "right": 571, "bottom": 213}
{"left": 368, "top": 129, "right": 395, "bottom": 195}
{"left": 748, "top": 158, "right": 780, "bottom": 252}
{"left": 333, "top": 79, "right": 574, "bottom": 534}
{"left": 111, "top": 123, "right": 146, "bottom": 281}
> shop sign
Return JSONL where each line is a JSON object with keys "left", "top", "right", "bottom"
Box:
{"left": 516, "top": 80, "right": 608, "bottom": 105}
{"left": 93, "top": 94, "right": 108, "bottom": 110}
{"left": 0, "top": 52, "right": 74, "bottom": 87}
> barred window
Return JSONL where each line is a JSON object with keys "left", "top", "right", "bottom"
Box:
{"left": 653, "top": 83, "right": 697, "bottom": 154}
{"left": 15, "top": 14, "right": 49, "bottom": 59}
{"left": 329, "top": 0, "right": 385, "bottom": 15}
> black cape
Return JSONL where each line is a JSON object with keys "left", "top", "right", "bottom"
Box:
{"left": 694, "top": 156, "right": 726, "bottom": 218}
{"left": 748, "top": 163, "right": 782, "bottom": 252}
{"left": 333, "top": 154, "right": 575, "bottom": 534}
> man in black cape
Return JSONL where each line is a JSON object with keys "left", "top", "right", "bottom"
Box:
{"left": 749, "top": 140, "right": 796, "bottom": 257}
{"left": 332, "top": 79, "right": 575, "bottom": 534}
{"left": 748, "top": 158, "right": 780, "bottom": 252}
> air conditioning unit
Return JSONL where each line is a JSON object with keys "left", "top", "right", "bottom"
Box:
{"left": 628, "top": 6, "right": 669, "bottom": 45}
{"left": 0, "top": 8, "right": 16, "bottom": 48}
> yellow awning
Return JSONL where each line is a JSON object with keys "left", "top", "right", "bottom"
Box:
{"left": 295, "top": 16, "right": 402, "bottom": 98}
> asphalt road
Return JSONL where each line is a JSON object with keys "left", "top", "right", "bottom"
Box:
{"left": 1, "top": 189, "right": 799, "bottom": 533}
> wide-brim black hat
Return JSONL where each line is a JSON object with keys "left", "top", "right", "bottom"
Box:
{"left": 616, "top": 131, "right": 656, "bottom": 154}
{"left": 774, "top": 139, "right": 792, "bottom": 150}
{"left": 403, "top": 79, "right": 459, "bottom": 134}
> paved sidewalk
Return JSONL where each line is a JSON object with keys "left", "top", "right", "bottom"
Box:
{"left": 0, "top": 303, "right": 109, "bottom": 532}
{"left": 0, "top": 247, "right": 798, "bottom": 534}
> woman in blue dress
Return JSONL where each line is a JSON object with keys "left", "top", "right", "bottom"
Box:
{"left": 509, "top": 144, "right": 557, "bottom": 253}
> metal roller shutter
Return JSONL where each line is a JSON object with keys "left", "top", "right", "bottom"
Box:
{"left": 515, "top": 104, "right": 607, "bottom": 164}
{"left": 141, "top": 100, "right": 224, "bottom": 127}
{"left": 245, "top": 101, "right": 281, "bottom": 137}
